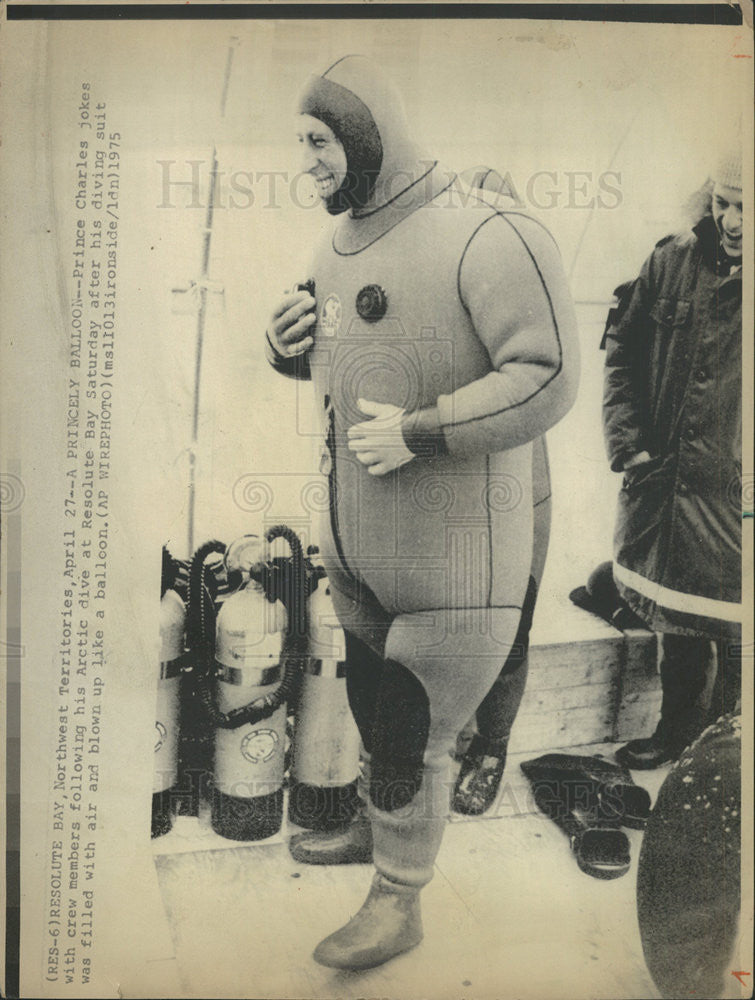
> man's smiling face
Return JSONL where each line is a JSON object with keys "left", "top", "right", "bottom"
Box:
{"left": 712, "top": 182, "right": 743, "bottom": 258}
{"left": 296, "top": 114, "right": 348, "bottom": 204}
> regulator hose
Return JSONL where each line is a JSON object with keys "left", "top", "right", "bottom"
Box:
{"left": 261, "top": 524, "right": 308, "bottom": 641}
{"left": 186, "top": 539, "right": 227, "bottom": 678}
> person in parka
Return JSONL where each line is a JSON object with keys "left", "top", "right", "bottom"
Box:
{"left": 603, "top": 148, "right": 743, "bottom": 770}
{"left": 266, "top": 55, "right": 579, "bottom": 970}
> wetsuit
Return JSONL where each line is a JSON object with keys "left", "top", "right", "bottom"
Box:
{"left": 268, "top": 54, "right": 579, "bottom": 890}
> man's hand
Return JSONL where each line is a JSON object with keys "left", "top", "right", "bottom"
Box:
{"left": 623, "top": 450, "right": 654, "bottom": 470}
{"left": 268, "top": 289, "right": 316, "bottom": 357}
{"left": 347, "top": 399, "right": 414, "bottom": 476}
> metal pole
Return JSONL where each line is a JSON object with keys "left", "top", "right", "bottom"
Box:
{"left": 187, "top": 146, "right": 218, "bottom": 557}
{"left": 186, "top": 38, "right": 238, "bottom": 557}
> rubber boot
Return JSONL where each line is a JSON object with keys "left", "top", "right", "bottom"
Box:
{"left": 289, "top": 800, "right": 373, "bottom": 865}
{"left": 289, "top": 754, "right": 373, "bottom": 865}
{"left": 614, "top": 730, "right": 678, "bottom": 771}
{"left": 313, "top": 872, "right": 423, "bottom": 970}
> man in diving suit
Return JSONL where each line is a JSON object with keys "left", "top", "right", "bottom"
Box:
{"left": 266, "top": 55, "right": 579, "bottom": 970}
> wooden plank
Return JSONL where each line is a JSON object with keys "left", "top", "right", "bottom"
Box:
{"left": 519, "top": 681, "right": 614, "bottom": 714}
{"left": 529, "top": 638, "right": 623, "bottom": 688}
{"left": 509, "top": 706, "right": 615, "bottom": 752}
{"left": 474, "top": 627, "right": 656, "bottom": 752}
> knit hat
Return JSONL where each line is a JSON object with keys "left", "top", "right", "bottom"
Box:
{"left": 711, "top": 145, "right": 742, "bottom": 190}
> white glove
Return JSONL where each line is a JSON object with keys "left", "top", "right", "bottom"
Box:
{"left": 346, "top": 399, "right": 415, "bottom": 477}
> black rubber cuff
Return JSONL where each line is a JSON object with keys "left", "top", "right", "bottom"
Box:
{"left": 401, "top": 407, "right": 449, "bottom": 458}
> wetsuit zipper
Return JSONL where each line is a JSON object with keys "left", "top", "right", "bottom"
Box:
{"left": 325, "top": 398, "right": 354, "bottom": 579}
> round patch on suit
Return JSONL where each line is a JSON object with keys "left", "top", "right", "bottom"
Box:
{"left": 321, "top": 294, "right": 342, "bottom": 337}
{"left": 356, "top": 284, "right": 388, "bottom": 322}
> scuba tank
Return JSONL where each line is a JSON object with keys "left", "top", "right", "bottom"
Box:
{"left": 191, "top": 526, "right": 306, "bottom": 840}
{"left": 288, "top": 550, "right": 361, "bottom": 829}
{"left": 210, "top": 533, "right": 288, "bottom": 840}
{"left": 176, "top": 526, "right": 359, "bottom": 837}
{"left": 153, "top": 547, "right": 186, "bottom": 838}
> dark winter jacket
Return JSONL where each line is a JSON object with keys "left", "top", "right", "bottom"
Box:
{"left": 603, "top": 214, "right": 742, "bottom": 638}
